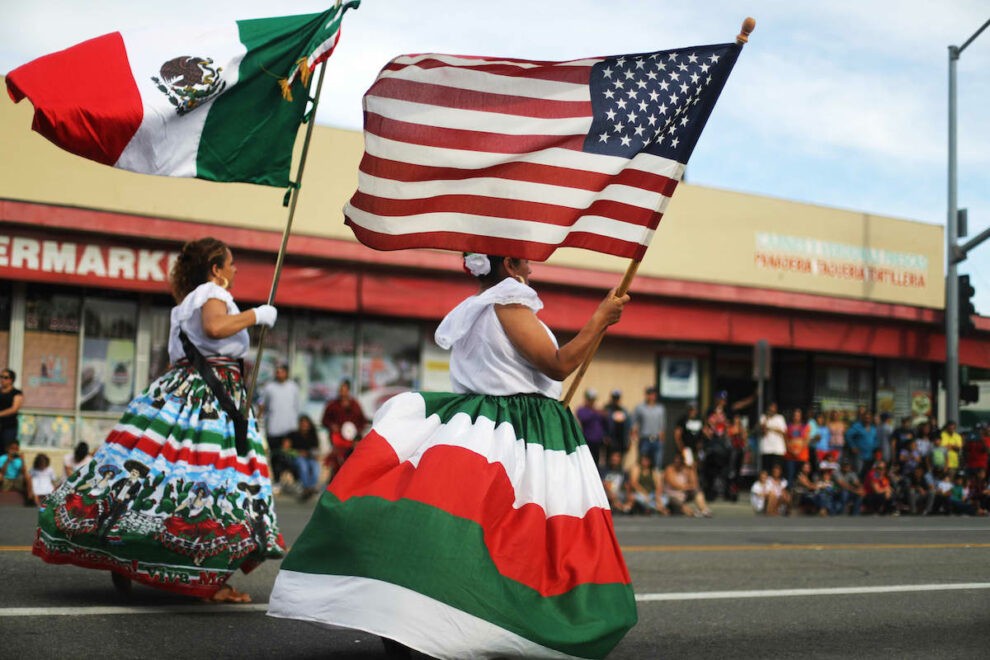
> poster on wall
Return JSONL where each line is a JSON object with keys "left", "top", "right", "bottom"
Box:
{"left": 875, "top": 387, "right": 895, "bottom": 415}
{"left": 911, "top": 390, "right": 932, "bottom": 422}
{"left": 80, "top": 338, "right": 136, "bottom": 412}
{"left": 22, "top": 332, "right": 78, "bottom": 410}
{"left": 18, "top": 413, "right": 75, "bottom": 449}
{"left": 660, "top": 357, "right": 698, "bottom": 399}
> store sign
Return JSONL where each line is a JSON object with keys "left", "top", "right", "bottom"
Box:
{"left": 0, "top": 233, "right": 178, "bottom": 289}
{"left": 754, "top": 232, "right": 928, "bottom": 288}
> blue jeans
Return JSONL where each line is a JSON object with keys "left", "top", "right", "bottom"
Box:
{"left": 839, "top": 490, "right": 863, "bottom": 516}
{"left": 639, "top": 438, "right": 663, "bottom": 469}
{"left": 294, "top": 455, "right": 320, "bottom": 490}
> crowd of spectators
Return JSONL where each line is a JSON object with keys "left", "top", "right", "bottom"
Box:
{"left": 264, "top": 375, "right": 370, "bottom": 499}
{"left": 750, "top": 405, "right": 990, "bottom": 517}
{"left": 581, "top": 386, "right": 750, "bottom": 517}
{"left": 577, "top": 386, "right": 990, "bottom": 518}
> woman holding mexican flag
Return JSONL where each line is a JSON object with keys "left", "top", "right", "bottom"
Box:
{"left": 269, "top": 254, "right": 638, "bottom": 659}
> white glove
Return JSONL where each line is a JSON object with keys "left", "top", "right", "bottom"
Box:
{"left": 252, "top": 305, "right": 278, "bottom": 328}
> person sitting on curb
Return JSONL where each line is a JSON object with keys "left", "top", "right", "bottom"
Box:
{"left": 601, "top": 450, "right": 633, "bottom": 514}
{"left": 628, "top": 453, "right": 668, "bottom": 515}
{"left": 0, "top": 440, "right": 29, "bottom": 503}
{"left": 763, "top": 463, "right": 791, "bottom": 516}
{"left": 663, "top": 451, "right": 712, "bottom": 517}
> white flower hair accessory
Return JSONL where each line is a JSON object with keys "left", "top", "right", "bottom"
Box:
{"left": 463, "top": 253, "right": 491, "bottom": 277}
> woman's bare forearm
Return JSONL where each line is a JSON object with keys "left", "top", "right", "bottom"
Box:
{"left": 497, "top": 289, "right": 628, "bottom": 381}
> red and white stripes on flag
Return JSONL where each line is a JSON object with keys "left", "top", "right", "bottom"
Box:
{"left": 344, "top": 44, "right": 742, "bottom": 261}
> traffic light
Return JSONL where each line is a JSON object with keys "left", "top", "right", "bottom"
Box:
{"left": 959, "top": 274, "right": 976, "bottom": 335}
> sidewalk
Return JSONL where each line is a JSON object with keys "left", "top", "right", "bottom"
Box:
{"left": 706, "top": 497, "right": 755, "bottom": 519}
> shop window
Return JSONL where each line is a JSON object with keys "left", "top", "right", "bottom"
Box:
{"left": 876, "top": 360, "right": 932, "bottom": 422}
{"left": 359, "top": 321, "right": 420, "bottom": 416}
{"left": 79, "top": 299, "right": 138, "bottom": 412}
{"left": 22, "top": 290, "right": 80, "bottom": 411}
{"left": 775, "top": 352, "right": 811, "bottom": 415}
{"left": 812, "top": 355, "right": 874, "bottom": 417}
{"left": 294, "top": 317, "right": 357, "bottom": 422}
{"left": 147, "top": 306, "right": 173, "bottom": 381}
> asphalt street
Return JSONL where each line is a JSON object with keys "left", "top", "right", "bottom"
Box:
{"left": 1, "top": 496, "right": 988, "bottom": 659}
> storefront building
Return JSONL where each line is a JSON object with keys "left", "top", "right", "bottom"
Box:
{"left": 2, "top": 81, "right": 988, "bottom": 455}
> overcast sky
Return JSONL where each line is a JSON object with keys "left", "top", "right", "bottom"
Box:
{"left": 2, "top": 0, "right": 989, "bottom": 313}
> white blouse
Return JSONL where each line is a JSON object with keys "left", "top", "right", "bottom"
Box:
{"left": 435, "top": 278, "right": 561, "bottom": 398}
{"left": 167, "top": 282, "right": 249, "bottom": 363}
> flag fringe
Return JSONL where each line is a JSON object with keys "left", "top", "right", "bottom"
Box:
{"left": 297, "top": 58, "right": 312, "bottom": 87}
{"left": 280, "top": 58, "right": 313, "bottom": 102}
{"left": 279, "top": 79, "right": 293, "bottom": 102}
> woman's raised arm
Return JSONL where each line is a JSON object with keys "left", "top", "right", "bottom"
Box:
{"left": 495, "top": 288, "right": 628, "bottom": 381}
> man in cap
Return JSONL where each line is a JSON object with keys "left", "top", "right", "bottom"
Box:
{"left": 632, "top": 386, "right": 666, "bottom": 469}
{"left": 576, "top": 388, "right": 607, "bottom": 468}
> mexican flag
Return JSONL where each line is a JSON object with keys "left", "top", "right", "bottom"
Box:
{"left": 4, "top": 1, "right": 360, "bottom": 187}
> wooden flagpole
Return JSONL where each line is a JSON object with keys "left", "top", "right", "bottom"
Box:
{"left": 243, "top": 58, "right": 330, "bottom": 412}
{"left": 561, "top": 17, "right": 755, "bottom": 408}
{"left": 561, "top": 260, "right": 639, "bottom": 407}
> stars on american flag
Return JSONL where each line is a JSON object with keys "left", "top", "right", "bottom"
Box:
{"left": 585, "top": 46, "right": 730, "bottom": 161}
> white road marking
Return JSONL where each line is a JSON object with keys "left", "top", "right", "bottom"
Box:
{"left": 614, "top": 525, "right": 990, "bottom": 534}
{"left": 0, "top": 604, "right": 271, "bottom": 617}
{"left": 4, "top": 583, "right": 989, "bottom": 616}
{"left": 636, "top": 582, "right": 990, "bottom": 602}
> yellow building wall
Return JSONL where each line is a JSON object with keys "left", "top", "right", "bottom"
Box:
{"left": 561, "top": 338, "right": 658, "bottom": 409}
{"left": 1, "top": 74, "right": 944, "bottom": 310}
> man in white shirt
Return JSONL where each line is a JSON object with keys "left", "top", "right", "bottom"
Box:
{"left": 759, "top": 401, "right": 787, "bottom": 475}
{"left": 259, "top": 364, "right": 301, "bottom": 488}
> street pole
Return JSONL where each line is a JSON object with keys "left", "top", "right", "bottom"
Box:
{"left": 945, "top": 17, "right": 990, "bottom": 425}
{"left": 946, "top": 43, "right": 959, "bottom": 423}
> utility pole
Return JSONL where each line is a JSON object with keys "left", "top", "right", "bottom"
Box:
{"left": 946, "top": 18, "right": 990, "bottom": 423}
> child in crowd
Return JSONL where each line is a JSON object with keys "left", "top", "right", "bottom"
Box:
{"left": 817, "top": 467, "right": 840, "bottom": 515}
{"left": 948, "top": 474, "right": 974, "bottom": 516}
{"left": 764, "top": 463, "right": 790, "bottom": 516}
{"left": 931, "top": 470, "right": 954, "bottom": 514}
{"left": 29, "top": 453, "right": 57, "bottom": 509}
{"left": 750, "top": 470, "right": 768, "bottom": 514}
{"left": 63, "top": 442, "right": 92, "bottom": 477}
{"left": 930, "top": 436, "right": 948, "bottom": 474}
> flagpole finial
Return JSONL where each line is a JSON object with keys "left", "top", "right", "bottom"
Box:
{"left": 736, "top": 17, "right": 756, "bottom": 45}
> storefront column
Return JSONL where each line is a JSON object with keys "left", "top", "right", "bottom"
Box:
{"left": 7, "top": 282, "right": 25, "bottom": 376}
{"left": 134, "top": 297, "right": 153, "bottom": 395}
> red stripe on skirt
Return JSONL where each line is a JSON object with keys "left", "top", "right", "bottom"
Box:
{"left": 106, "top": 428, "right": 271, "bottom": 478}
{"left": 329, "top": 430, "right": 631, "bottom": 597}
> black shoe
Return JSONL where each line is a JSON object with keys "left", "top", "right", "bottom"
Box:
{"left": 381, "top": 637, "right": 413, "bottom": 659}
{"left": 111, "top": 571, "right": 132, "bottom": 596}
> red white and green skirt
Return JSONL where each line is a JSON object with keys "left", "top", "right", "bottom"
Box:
{"left": 34, "top": 358, "right": 285, "bottom": 598}
{"left": 268, "top": 391, "right": 637, "bottom": 659}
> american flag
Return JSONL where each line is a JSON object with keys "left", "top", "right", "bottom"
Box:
{"left": 344, "top": 42, "right": 742, "bottom": 261}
